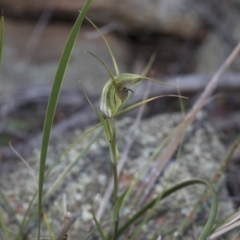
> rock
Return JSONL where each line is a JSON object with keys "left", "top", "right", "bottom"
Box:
{"left": 1, "top": 0, "right": 203, "bottom": 39}
{"left": 1, "top": 18, "right": 130, "bottom": 97}
{"left": 0, "top": 111, "right": 234, "bottom": 239}
{"left": 194, "top": 3, "right": 240, "bottom": 73}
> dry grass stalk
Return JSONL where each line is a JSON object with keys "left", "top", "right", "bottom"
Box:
{"left": 140, "top": 41, "right": 240, "bottom": 203}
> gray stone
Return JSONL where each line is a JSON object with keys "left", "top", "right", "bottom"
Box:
{"left": 1, "top": 19, "right": 129, "bottom": 97}
{"left": 0, "top": 111, "right": 234, "bottom": 239}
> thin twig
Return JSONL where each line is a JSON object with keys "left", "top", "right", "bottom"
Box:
{"left": 133, "top": 72, "right": 240, "bottom": 103}
{"left": 9, "top": 142, "right": 38, "bottom": 190}
{"left": 3, "top": 72, "right": 240, "bottom": 116}
{"left": 140, "top": 41, "right": 240, "bottom": 204}
{"left": 55, "top": 212, "right": 80, "bottom": 240}
{"left": 209, "top": 210, "right": 240, "bottom": 240}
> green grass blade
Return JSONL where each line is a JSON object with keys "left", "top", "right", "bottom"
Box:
{"left": 115, "top": 73, "right": 178, "bottom": 89}
{"left": 113, "top": 188, "right": 129, "bottom": 222}
{"left": 92, "top": 211, "right": 107, "bottom": 240}
{"left": 141, "top": 54, "right": 156, "bottom": 76}
{"left": 37, "top": 1, "right": 91, "bottom": 238}
{"left": 117, "top": 94, "right": 187, "bottom": 116}
{"left": 43, "top": 129, "right": 102, "bottom": 200}
{"left": 120, "top": 55, "right": 155, "bottom": 110}
{"left": 0, "top": 12, "right": 4, "bottom": 69}
{"left": 85, "top": 51, "right": 114, "bottom": 79}
{"left": 44, "top": 122, "right": 101, "bottom": 180}
{"left": 179, "top": 133, "right": 240, "bottom": 236}
{"left": 85, "top": 51, "right": 118, "bottom": 87}
{"left": 118, "top": 179, "right": 218, "bottom": 240}
{"left": 42, "top": 211, "right": 54, "bottom": 240}
{"left": 17, "top": 126, "right": 101, "bottom": 238}
{"left": 79, "top": 82, "right": 113, "bottom": 142}
{"left": 85, "top": 16, "right": 119, "bottom": 75}
{"left": 198, "top": 183, "right": 218, "bottom": 240}
{"left": 79, "top": 81, "right": 106, "bottom": 123}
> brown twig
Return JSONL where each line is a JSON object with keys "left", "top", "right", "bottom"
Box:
{"left": 2, "top": 70, "right": 240, "bottom": 160}
{"left": 133, "top": 72, "right": 240, "bottom": 104}
{"left": 55, "top": 212, "right": 80, "bottom": 240}
{"left": 139, "top": 41, "right": 240, "bottom": 204}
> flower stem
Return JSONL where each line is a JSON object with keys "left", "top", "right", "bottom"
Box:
{"left": 112, "top": 162, "right": 119, "bottom": 240}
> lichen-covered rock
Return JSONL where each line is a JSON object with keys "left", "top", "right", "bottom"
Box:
{"left": 0, "top": 112, "right": 234, "bottom": 239}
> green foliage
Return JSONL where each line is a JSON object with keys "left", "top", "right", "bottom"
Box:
{"left": 117, "top": 179, "right": 217, "bottom": 240}
{"left": 92, "top": 210, "right": 107, "bottom": 240}
{"left": 37, "top": 0, "right": 91, "bottom": 239}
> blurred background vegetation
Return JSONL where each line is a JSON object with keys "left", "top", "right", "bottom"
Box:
{"left": 0, "top": 0, "right": 240, "bottom": 205}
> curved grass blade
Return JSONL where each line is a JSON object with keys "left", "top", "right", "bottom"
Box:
{"left": 18, "top": 124, "right": 101, "bottom": 237}
{"left": 92, "top": 211, "right": 107, "bottom": 240}
{"left": 178, "top": 133, "right": 240, "bottom": 236}
{"left": 79, "top": 82, "right": 108, "bottom": 138}
{"left": 120, "top": 54, "right": 156, "bottom": 110}
{"left": 114, "top": 73, "right": 178, "bottom": 89}
{"left": 85, "top": 51, "right": 115, "bottom": 80}
{"left": 84, "top": 16, "right": 119, "bottom": 75}
{"left": 117, "top": 95, "right": 188, "bottom": 116}
{"left": 37, "top": 1, "right": 91, "bottom": 238}
{"left": 18, "top": 131, "right": 102, "bottom": 238}
{"left": 79, "top": 81, "right": 106, "bottom": 123}
{"left": 44, "top": 122, "right": 101, "bottom": 180}
{"left": 0, "top": 12, "right": 4, "bottom": 69}
{"left": 113, "top": 188, "right": 129, "bottom": 222}
{"left": 141, "top": 54, "right": 156, "bottom": 76}
{"left": 44, "top": 129, "right": 102, "bottom": 200}
{"left": 42, "top": 211, "right": 54, "bottom": 240}
{"left": 117, "top": 178, "right": 218, "bottom": 240}
{"left": 85, "top": 51, "right": 119, "bottom": 90}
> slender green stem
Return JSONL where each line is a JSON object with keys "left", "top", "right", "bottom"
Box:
{"left": 112, "top": 163, "right": 118, "bottom": 204}
{"left": 105, "top": 117, "right": 119, "bottom": 239}
{"left": 112, "top": 163, "right": 119, "bottom": 240}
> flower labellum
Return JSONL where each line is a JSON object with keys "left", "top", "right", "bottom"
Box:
{"left": 100, "top": 73, "right": 142, "bottom": 118}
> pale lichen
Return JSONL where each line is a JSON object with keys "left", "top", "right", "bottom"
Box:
{"left": 0, "top": 112, "right": 234, "bottom": 239}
